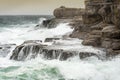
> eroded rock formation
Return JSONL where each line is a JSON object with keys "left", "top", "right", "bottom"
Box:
{"left": 52, "top": 0, "right": 120, "bottom": 58}
{"left": 71, "top": 0, "right": 120, "bottom": 57}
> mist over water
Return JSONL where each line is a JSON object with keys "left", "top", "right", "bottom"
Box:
{"left": 0, "top": 15, "right": 120, "bottom": 80}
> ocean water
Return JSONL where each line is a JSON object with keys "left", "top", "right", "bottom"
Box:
{"left": 0, "top": 15, "right": 120, "bottom": 80}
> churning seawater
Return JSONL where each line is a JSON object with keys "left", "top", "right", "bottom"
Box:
{"left": 0, "top": 15, "right": 120, "bottom": 80}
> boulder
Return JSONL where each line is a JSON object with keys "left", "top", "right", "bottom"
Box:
{"left": 102, "top": 26, "right": 120, "bottom": 39}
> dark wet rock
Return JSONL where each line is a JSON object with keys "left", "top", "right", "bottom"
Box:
{"left": 44, "top": 38, "right": 60, "bottom": 42}
{"left": 42, "top": 19, "right": 52, "bottom": 27}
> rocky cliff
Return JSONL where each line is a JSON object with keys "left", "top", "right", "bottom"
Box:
{"left": 53, "top": 0, "right": 120, "bottom": 57}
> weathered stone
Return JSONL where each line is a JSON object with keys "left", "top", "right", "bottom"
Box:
{"left": 54, "top": 6, "right": 84, "bottom": 18}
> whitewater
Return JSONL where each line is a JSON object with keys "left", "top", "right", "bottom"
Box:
{"left": 0, "top": 16, "right": 120, "bottom": 80}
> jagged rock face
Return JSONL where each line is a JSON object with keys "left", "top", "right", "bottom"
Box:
{"left": 68, "top": 0, "right": 120, "bottom": 58}
{"left": 54, "top": 7, "right": 84, "bottom": 18}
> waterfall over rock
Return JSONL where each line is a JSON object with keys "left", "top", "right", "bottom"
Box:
{"left": 10, "top": 39, "right": 106, "bottom": 61}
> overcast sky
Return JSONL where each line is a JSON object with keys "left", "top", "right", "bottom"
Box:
{"left": 0, "top": 0, "right": 85, "bottom": 15}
